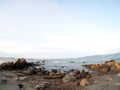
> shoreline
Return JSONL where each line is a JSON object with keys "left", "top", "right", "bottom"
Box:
{"left": 0, "top": 58, "right": 120, "bottom": 90}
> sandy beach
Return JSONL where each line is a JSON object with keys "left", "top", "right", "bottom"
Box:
{"left": 1, "top": 70, "right": 120, "bottom": 90}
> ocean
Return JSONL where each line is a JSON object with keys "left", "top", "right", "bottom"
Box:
{"left": 0, "top": 53, "right": 120, "bottom": 71}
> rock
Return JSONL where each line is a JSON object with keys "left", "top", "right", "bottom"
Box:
{"left": 62, "top": 76, "right": 71, "bottom": 83}
{"left": 22, "top": 66, "right": 45, "bottom": 75}
{"left": 116, "top": 73, "right": 120, "bottom": 77}
{"left": 69, "top": 69, "right": 75, "bottom": 72}
{"left": 99, "top": 65, "right": 109, "bottom": 72}
{"left": 62, "top": 76, "right": 76, "bottom": 83}
{"left": 91, "top": 64, "right": 100, "bottom": 70}
{"left": 18, "top": 83, "right": 24, "bottom": 90}
{"left": 14, "top": 58, "right": 33, "bottom": 69}
{"left": 70, "top": 61, "right": 75, "bottom": 63}
{"left": 94, "top": 80, "right": 99, "bottom": 84}
{"left": 44, "top": 72, "right": 64, "bottom": 79}
{"left": 83, "top": 60, "right": 120, "bottom": 73}
{"left": 0, "top": 62, "right": 14, "bottom": 70}
{"left": 0, "top": 78, "right": 7, "bottom": 84}
{"left": 51, "top": 69, "right": 57, "bottom": 73}
{"left": 41, "top": 70, "right": 49, "bottom": 75}
{"left": 48, "top": 71, "right": 64, "bottom": 79}
{"left": 81, "top": 69, "right": 91, "bottom": 79}
{"left": 80, "top": 79, "right": 89, "bottom": 86}
{"left": 14, "top": 76, "right": 28, "bottom": 81}
{"left": 105, "top": 60, "right": 116, "bottom": 67}
{"left": 110, "top": 65, "right": 117, "bottom": 72}
{"left": 34, "top": 82, "right": 49, "bottom": 90}
{"left": 69, "top": 70, "right": 81, "bottom": 79}
{"left": 0, "top": 58, "right": 33, "bottom": 70}
{"left": 106, "top": 77, "right": 112, "bottom": 82}
{"left": 35, "top": 84, "right": 41, "bottom": 90}
{"left": 82, "top": 61, "right": 87, "bottom": 63}
{"left": 42, "top": 81, "right": 50, "bottom": 86}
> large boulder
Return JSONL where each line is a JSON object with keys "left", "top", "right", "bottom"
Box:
{"left": 14, "top": 58, "right": 29, "bottom": 69}
{"left": 0, "top": 58, "right": 33, "bottom": 70}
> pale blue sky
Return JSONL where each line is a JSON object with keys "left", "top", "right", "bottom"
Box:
{"left": 0, "top": 0, "right": 120, "bottom": 58}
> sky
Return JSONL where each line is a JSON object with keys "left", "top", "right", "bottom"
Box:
{"left": 0, "top": 0, "right": 120, "bottom": 59}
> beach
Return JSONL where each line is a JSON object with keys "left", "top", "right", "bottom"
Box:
{"left": 0, "top": 58, "right": 120, "bottom": 90}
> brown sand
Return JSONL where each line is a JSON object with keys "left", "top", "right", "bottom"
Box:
{"left": 0, "top": 70, "right": 120, "bottom": 90}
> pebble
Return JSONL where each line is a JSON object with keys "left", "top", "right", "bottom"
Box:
{"left": 80, "top": 79, "right": 89, "bottom": 86}
{"left": 13, "top": 76, "right": 28, "bottom": 81}
{"left": 106, "top": 77, "right": 112, "bottom": 82}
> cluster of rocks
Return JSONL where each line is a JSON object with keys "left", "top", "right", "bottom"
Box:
{"left": 0, "top": 58, "right": 33, "bottom": 70}
{"left": 62, "top": 69, "right": 91, "bottom": 83}
{"left": 83, "top": 60, "right": 120, "bottom": 74}
{"left": 0, "top": 58, "right": 93, "bottom": 90}
{"left": 33, "top": 69, "right": 91, "bottom": 90}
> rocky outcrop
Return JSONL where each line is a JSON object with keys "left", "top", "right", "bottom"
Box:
{"left": 62, "top": 69, "right": 91, "bottom": 83}
{"left": 0, "top": 58, "right": 33, "bottom": 70}
{"left": 83, "top": 60, "right": 120, "bottom": 73}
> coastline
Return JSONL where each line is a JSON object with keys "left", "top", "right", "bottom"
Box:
{"left": 0, "top": 58, "right": 120, "bottom": 90}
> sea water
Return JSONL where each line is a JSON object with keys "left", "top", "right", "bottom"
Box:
{"left": 0, "top": 54, "right": 120, "bottom": 71}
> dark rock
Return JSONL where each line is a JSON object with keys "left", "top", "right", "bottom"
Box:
{"left": 0, "top": 58, "right": 33, "bottom": 70}
{"left": 18, "top": 83, "right": 24, "bottom": 90}
{"left": 34, "top": 82, "right": 49, "bottom": 90}
{"left": 51, "top": 69, "right": 57, "bottom": 73}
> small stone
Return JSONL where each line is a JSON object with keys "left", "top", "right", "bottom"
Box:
{"left": 94, "top": 80, "right": 99, "bottom": 84}
{"left": 70, "top": 61, "right": 75, "bottom": 63}
{"left": 62, "top": 76, "right": 71, "bottom": 83}
{"left": 19, "top": 76, "right": 28, "bottom": 81}
{"left": 80, "top": 79, "right": 89, "bottom": 86}
{"left": 62, "top": 76, "right": 76, "bottom": 83}
{"left": 34, "top": 82, "right": 49, "bottom": 90}
{"left": 51, "top": 69, "right": 57, "bottom": 73}
{"left": 18, "top": 84, "right": 24, "bottom": 90}
{"left": 14, "top": 76, "right": 28, "bottom": 81}
{"left": 42, "top": 81, "right": 50, "bottom": 85}
{"left": 106, "top": 77, "right": 112, "bottom": 82}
